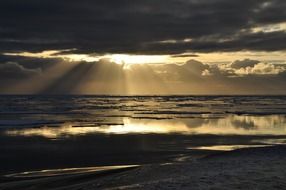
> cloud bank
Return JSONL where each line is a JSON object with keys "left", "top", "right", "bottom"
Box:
{"left": 1, "top": 57, "right": 286, "bottom": 95}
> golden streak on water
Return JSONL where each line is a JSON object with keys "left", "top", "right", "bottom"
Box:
{"left": 5, "top": 115, "right": 286, "bottom": 139}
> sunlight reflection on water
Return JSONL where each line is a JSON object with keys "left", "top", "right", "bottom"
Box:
{"left": 5, "top": 115, "right": 286, "bottom": 139}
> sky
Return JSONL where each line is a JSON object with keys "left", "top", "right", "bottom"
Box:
{"left": 0, "top": 0, "right": 286, "bottom": 94}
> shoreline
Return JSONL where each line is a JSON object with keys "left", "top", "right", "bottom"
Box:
{"left": 1, "top": 145, "right": 286, "bottom": 190}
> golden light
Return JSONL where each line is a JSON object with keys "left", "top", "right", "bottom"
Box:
{"left": 4, "top": 49, "right": 286, "bottom": 66}
{"left": 4, "top": 51, "right": 171, "bottom": 65}
{"left": 5, "top": 115, "right": 286, "bottom": 139}
{"left": 108, "top": 54, "right": 169, "bottom": 65}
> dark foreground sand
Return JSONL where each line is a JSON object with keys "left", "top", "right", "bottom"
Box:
{"left": 1, "top": 145, "right": 286, "bottom": 190}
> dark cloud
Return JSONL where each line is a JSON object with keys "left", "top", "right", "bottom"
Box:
{"left": 0, "top": 61, "right": 41, "bottom": 91}
{"left": 0, "top": 55, "right": 64, "bottom": 70}
{"left": 146, "top": 31, "right": 286, "bottom": 53}
{"left": 171, "top": 54, "right": 199, "bottom": 58}
{"left": 231, "top": 59, "right": 260, "bottom": 69}
{"left": 0, "top": 62, "right": 41, "bottom": 79}
{"left": 0, "top": 0, "right": 285, "bottom": 54}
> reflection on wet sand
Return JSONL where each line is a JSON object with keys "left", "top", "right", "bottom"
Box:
{"left": 5, "top": 115, "right": 286, "bottom": 139}
{"left": 5, "top": 165, "right": 139, "bottom": 178}
{"left": 190, "top": 145, "right": 273, "bottom": 151}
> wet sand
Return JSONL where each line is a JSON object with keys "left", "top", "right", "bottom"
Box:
{"left": 1, "top": 145, "right": 286, "bottom": 190}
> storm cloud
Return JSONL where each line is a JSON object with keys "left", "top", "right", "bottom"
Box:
{"left": 0, "top": 0, "right": 286, "bottom": 54}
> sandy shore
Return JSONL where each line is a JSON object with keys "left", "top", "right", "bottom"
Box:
{"left": 1, "top": 145, "right": 286, "bottom": 190}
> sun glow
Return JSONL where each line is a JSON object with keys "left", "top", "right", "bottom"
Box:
{"left": 109, "top": 54, "right": 169, "bottom": 64}
{"left": 4, "top": 51, "right": 170, "bottom": 64}
{"left": 6, "top": 50, "right": 286, "bottom": 66}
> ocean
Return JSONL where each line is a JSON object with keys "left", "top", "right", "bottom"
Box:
{"left": 1, "top": 95, "right": 286, "bottom": 175}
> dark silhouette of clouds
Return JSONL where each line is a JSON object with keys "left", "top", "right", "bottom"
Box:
{"left": 0, "top": 0, "right": 286, "bottom": 54}
{"left": 231, "top": 59, "right": 260, "bottom": 69}
{"left": 0, "top": 62, "right": 41, "bottom": 79}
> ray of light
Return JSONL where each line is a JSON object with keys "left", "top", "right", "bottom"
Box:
{"left": 6, "top": 61, "right": 79, "bottom": 94}
{"left": 108, "top": 54, "right": 169, "bottom": 65}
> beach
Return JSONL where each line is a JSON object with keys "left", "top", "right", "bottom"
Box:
{"left": 1, "top": 145, "right": 286, "bottom": 190}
